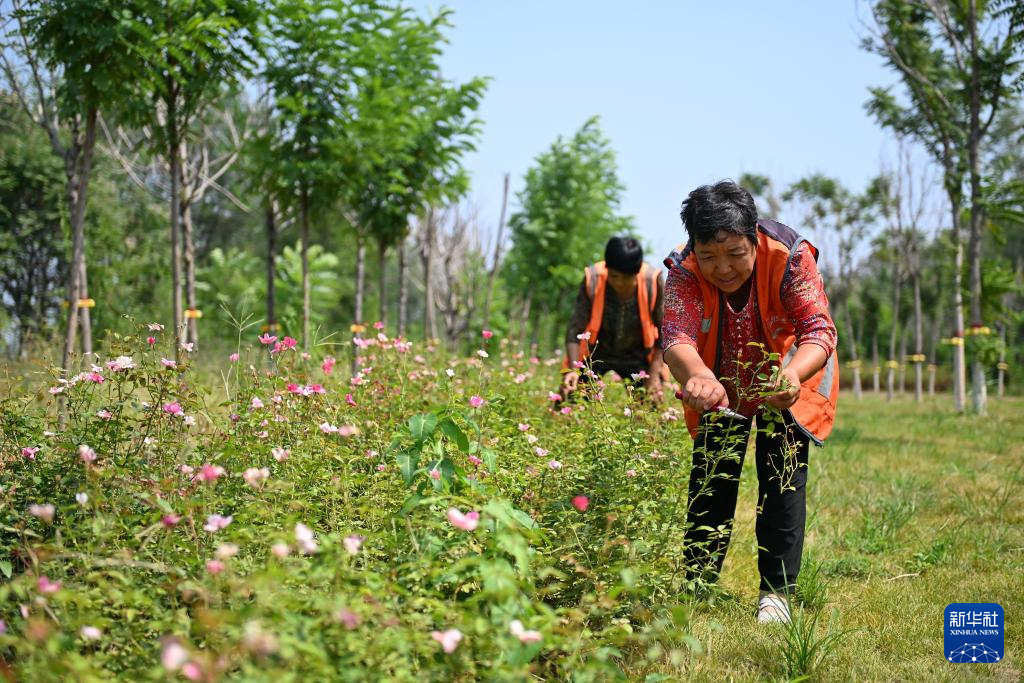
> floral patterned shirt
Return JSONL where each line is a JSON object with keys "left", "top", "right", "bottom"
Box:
{"left": 661, "top": 243, "right": 836, "bottom": 416}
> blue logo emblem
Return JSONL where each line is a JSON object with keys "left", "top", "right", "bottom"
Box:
{"left": 945, "top": 603, "right": 1003, "bottom": 663}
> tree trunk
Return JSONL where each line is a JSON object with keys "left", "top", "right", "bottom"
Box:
{"left": 912, "top": 269, "right": 923, "bottom": 403}
{"left": 996, "top": 324, "right": 1005, "bottom": 398}
{"left": 378, "top": 238, "right": 387, "bottom": 328}
{"left": 422, "top": 206, "right": 437, "bottom": 342}
{"left": 950, "top": 205, "right": 967, "bottom": 412}
{"left": 397, "top": 236, "right": 408, "bottom": 337}
{"left": 181, "top": 185, "right": 198, "bottom": 348}
{"left": 898, "top": 323, "right": 908, "bottom": 394}
{"left": 843, "top": 298, "right": 862, "bottom": 399}
{"left": 887, "top": 261, "right": 901, "bottom": 401}
{"left": 872, "top": 334, "right": 880, "bottom": 394}
{"left": 78, "top": 258, "right": 92, "bottom": 356}
{"left": 353, "top": 236, "right": 366, "bottom": 374}
{"left": 300, "top": 186, "right": 310, "bottom": 351}
{"left": 266, "top": 202, "right": 278, "bottom": 334}
{"left": 481, "top": 173, "right": 510, "bottom": 333}
{"left": 966, "top": 0, "right": 987, "bottom": 416}
{"left": 60, "top": 110, "right": 98, "bottom": 378}
{"left": 519, "top": 285, "right": 535, "bottom": 352}
{"left": 168, "top": 116, "right": 184, "bottom": 362}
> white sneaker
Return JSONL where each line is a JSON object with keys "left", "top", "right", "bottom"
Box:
{"left": 757, "top": 592, "right": 791, "bottom": 624}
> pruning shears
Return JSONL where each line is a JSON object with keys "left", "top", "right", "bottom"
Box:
{"left": 674, "top": 390, "right": 748, "bottom": 420}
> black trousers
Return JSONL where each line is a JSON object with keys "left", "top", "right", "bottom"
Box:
{"left": 683, "top": 411, "right": 811, "bottom": 593}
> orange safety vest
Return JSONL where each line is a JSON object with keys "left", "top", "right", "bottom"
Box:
{"left": 566, "top": 261, "right": 662, "bottom": 367}
{"left": 663, "top": 219, "right": 839, "bottom": 445}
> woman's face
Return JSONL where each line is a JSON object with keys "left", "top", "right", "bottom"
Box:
{"left": 606, "top": 268, "right": 637, "bottom": 297}
{"left": 693, "top": 231, "right": 756, "bottom": 293}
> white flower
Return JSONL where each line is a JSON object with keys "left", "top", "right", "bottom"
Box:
{"left": 476, "top": 350, "right": 489, "bottom": 358}
{"left": 80, "top": 625, "right": 103, "bottom": 641}
{"left": 509, "top": 619, "right": 542, "bottom": 644}
{"left": 105, "top": 355, "right": 135, "bottom": 372}
{"left": 295, "top": 523, "right": 318, "bottom": 554}
{"left": 75, "top": 492, "right": 88, "bottom": 506}
{"left": 445, "top": 368, "right": 455, "bottom": 377}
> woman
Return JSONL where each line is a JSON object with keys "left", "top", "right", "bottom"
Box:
{"left": 662, "top": 180, "right": 838, "bottom": 624}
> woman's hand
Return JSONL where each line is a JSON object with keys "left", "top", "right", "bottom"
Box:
{"left": 562, "top": 370, "right": 580, "bottom": 393}
{"left": 766, "top": 367, "right": 801, "bottom": 410}
{"left": 679, "top": 374, "right": 728, "bottom": 412}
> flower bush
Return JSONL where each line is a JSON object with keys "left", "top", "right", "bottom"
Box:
{"left": 0, "top": 325, "right": 709, "bottom": 681}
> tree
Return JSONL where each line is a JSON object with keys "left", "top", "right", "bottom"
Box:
{"left": 119, "top": 0, "right": 259, "bottom": 357}
{"left": 505, "top": 117, "right": 635, "bottom": 350}
{"left": 865, "top": 0, "right": 1024, "bottom": 414}
{"left": 1, "top": 0, "right": 142, "bottom": 375}
{"left": 784, "top": 173, "right": 876, "bottom": 399}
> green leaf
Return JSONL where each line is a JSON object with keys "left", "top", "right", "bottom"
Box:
{"left": 0, "top": 560, "right": 11, "bottom": 578}
{"left": 407, "top": 413, "right": 438, "bottom": 442}
{"left": 396, "top": 451, "right": 419, "bottom": 486}
{"left": 481, "top": 447, "right": 497, "bottom": 474}
{"left": 439, "top": 418, "right": 469, "bottom": 452}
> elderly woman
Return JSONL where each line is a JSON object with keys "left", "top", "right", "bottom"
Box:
{"left": 662, "top": 180, "right": 838, "bottom": 624}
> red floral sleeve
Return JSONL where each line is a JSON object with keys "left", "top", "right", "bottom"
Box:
{"left": 782, "top": 244, "right": 837, "bottom": 357}
{"left": 660, "top": 266, "right": 703, "bottom": 352}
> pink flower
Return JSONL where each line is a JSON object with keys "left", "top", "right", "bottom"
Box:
{"left": 21, "top": 446, "right": 40, "bottom": 460}
{"left": 509, "top": 619, "right": 542, "bottom": 644}
{"left": 203, "top": 514, "right": 233, "bottom": 532}
{"left": 295, "top": 523, "right": 318, "bottom": 554}
{"left": 147, "top": 322, "right": 165, "bottom": 332}
{"left": 374, "top": 321, "right": 385, "bottom": 330}
{"left": 29, "top": 503, "right": 55, "bottom": 523}
{"left": 271, "top": 543, "right": 290, "bottom": 559}
{"left": 96, "top": 409, "right": 113, "bottom": 420}
{"left": 271, "top": 447, "right": 290, "bottom": 462}
{"left": 158, "top": 358, "right": 177, "bottom": 370}
{"left": 320, "top": 422, "right": 339, "bottom": 434}
{"left": 431, "top": 628, "right": 463, "bottom": 653}
{"left": 481, "top": 329, "right": 493, "bottom": 339}
{"left": 243, "top": 467, "right": 270, "bottom": 488}
{"left": 534, "top": 447, "right": 548, "bottom": 457}
{"left": 161, "top": 639, "right": 188, "bottom": 671}
{"left": 180, "top": 342, "right": 194, "bottom": 353}
{"left": 205, "top": 559, "right": 225, "bottom": 575}
{"left": 308, "top": 384, "right": 325, "bottom": 394}
{"left": 518, "top": 423, "right": 530, "bottom": 432}
{"left": 322, "top": 356, "right": 336, "bottom": 374}
{"left": 626, "top": 469, "right": 638, "bottom": 477}
{"left": 250, "top": 396, "right": 264, "bottom": 410}
{"left": 162, "top": 514, "right": 181, "bottom": 528}
{"left": 343, "top": 534, "right": 365, "bottom": 555}
{"left": 576, "top": 331, "right": 592, "bottom": 341}
{"left": 105, "top": 355, "right": 135, "bottom": 372}
{"left": 548, "top": 392, "right": 562, "bottom": 402}
{"left": 468, "top": 455, "right": 483, "bottom": 466}
{"left": 258, "top": 333, "right": 277, "bottom": 345}
{"left": 376, "top": 464, "right": 387, "bottom": 472}
{"left": 147, "top": 336, "right": 156, "bottom": 345}
{"left": 335, "top": 608, "right": 361, "bottom": 630}
{"left": 548, "top": 460, "right": 562, "bottom": 470}
{"left": 338, "top": 424, "right": 359, "bottom": 437}
{"left": 514, "top": 373, "right": 527, "bottom": 384}
{"left": 572, "top": 495, "right": 589, "bottom": 512}
{"left": 80, "top": 625, "right": 102, "bottom": 641}
{"left": 446, "top": 508, "right": 480, "bottom": 532}
{"left": 37, "top": 576, "right": 61, "bottom": 595}
{"left": 78, "top": 444, "right": 97, "bottom": 464}
{"left": 196, "top": 464, "right": 225, "bottom": 483}
{"left": 215, "top": 543, "right": 239, "bottom": 560}
{"left": 179, "top": 464, "right": 194, "bottom": 475}
{"left": 229, "top": 353, "right": 240, "bottom": 362}
{"left": 631, "top": 370, "right": 650, "bottom": 380}
{"left": 345, "top": 393, "right": 357, "bottom": 406}
{"left": 477, "top": 349, "right": 489, "bottom": 358}
{"left": 560, "top": 406, "right": 572, "bottom": 415}
{"left": 572, "top": 360, "right": 585, "bottom": 369}
{"left": 429, "top": 468, "right": 441, "bottom": 480}
{"left": 280, "top": 336, "right": 298, "bottom": 350}
{"left": 468, "top": 395, "right": 484, "bottom": 408}
{"left": 162, "top": 402, "right": 183, "bottom": 416}
{"left": 182, "top": 662, "right": 203, "bottom": 681}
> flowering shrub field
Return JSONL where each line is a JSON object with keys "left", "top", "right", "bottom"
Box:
{"left": 1, "top": 325, "right": 706, "bottom": 681}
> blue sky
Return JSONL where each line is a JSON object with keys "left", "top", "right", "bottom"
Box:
{"left": 426, "top": 1, "right": 900, "bottom": 265}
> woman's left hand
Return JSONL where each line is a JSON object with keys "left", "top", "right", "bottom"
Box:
{"left": 766, "top": 367, "right": 801, "bottom": 410}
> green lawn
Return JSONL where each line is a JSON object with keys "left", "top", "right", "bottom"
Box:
{"left": 658, "top": 394, "right": 1024, "bottom": 682}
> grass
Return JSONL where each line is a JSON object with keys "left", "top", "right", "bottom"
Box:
{"left": 651, "top": 394, "right": 1024, "bottom": 682}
